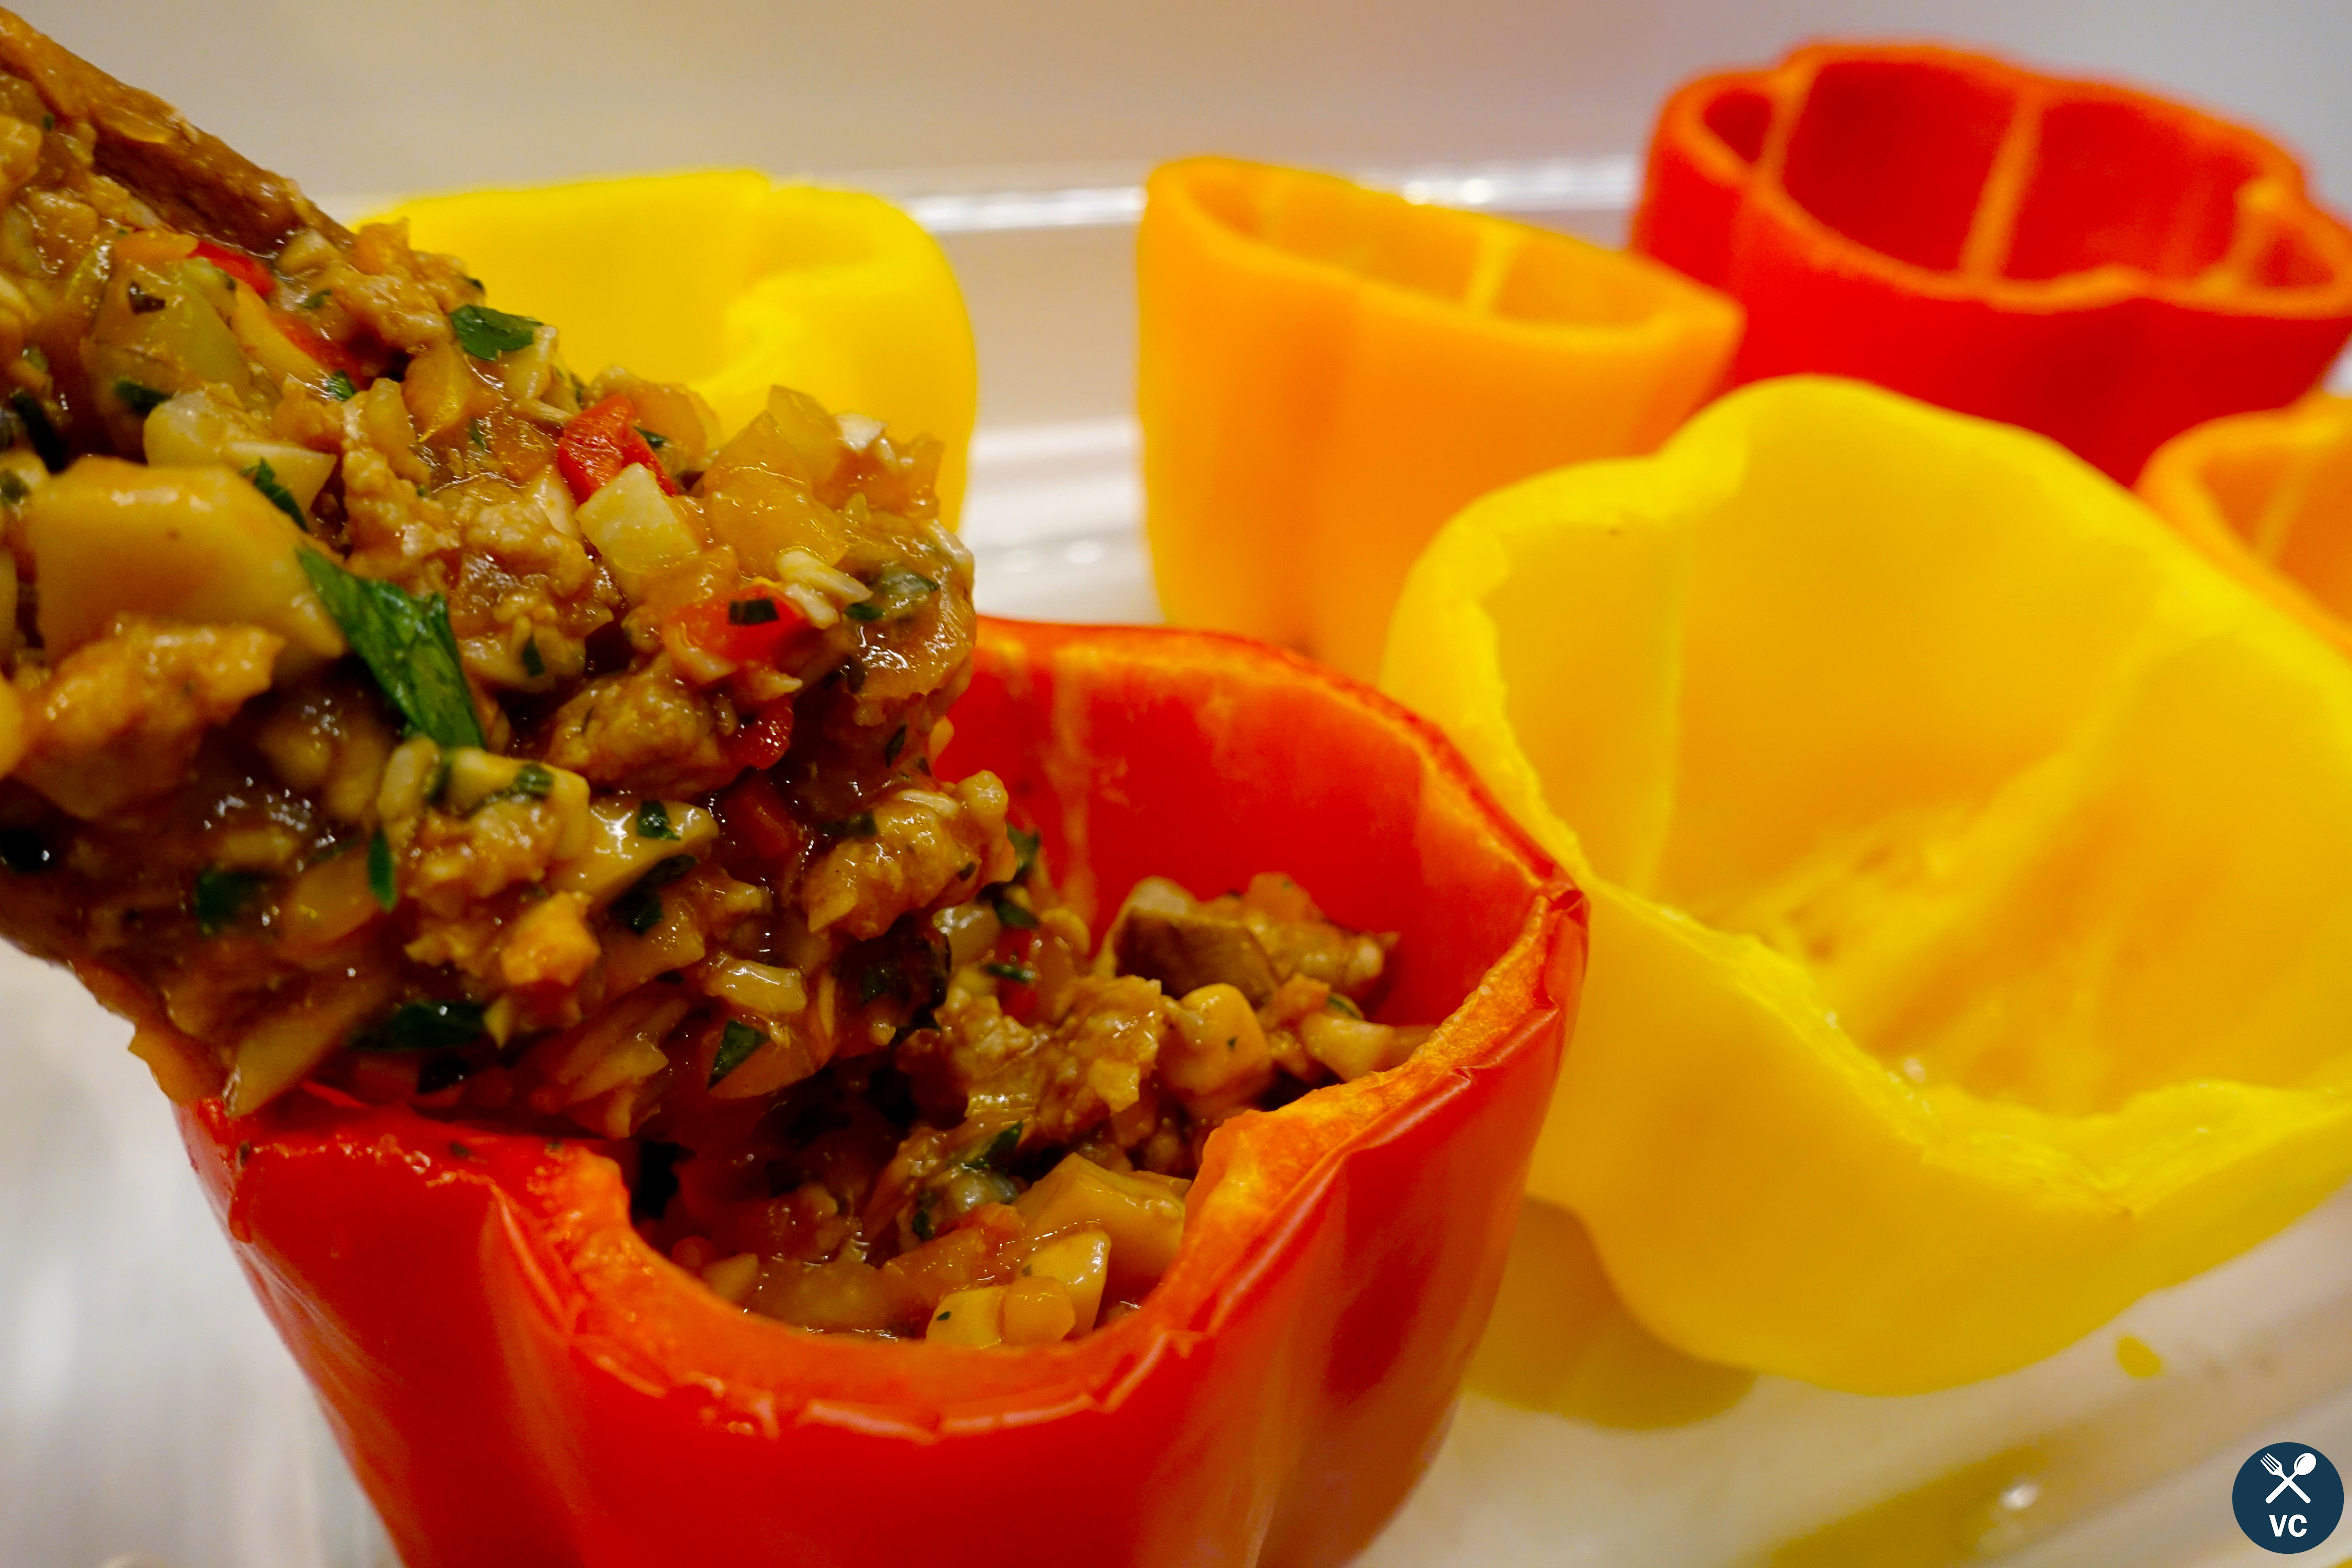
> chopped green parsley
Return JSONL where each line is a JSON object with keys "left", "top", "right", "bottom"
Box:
{"left": 708, "top": 1020, "right": 766, "bottom": 1088}
{"left": 242, "top": 457, "right": 306, "bottom": 531}
{"left": 296, "top": 551, "right": 486, "bottom": 749}
{"left": 448, "top": 302, "right": 540, "bottom": 360}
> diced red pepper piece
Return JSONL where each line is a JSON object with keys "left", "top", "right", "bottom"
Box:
{"left": 193, "top": 238, "right": 274, "bottom": 297}
{"left": 557, "top": 394, "right": 679, "bottom": 502}
{"left": 665, "top": 591, "right": 808, "bottom": 670}
{"left": 725, "top": 701, "right": 795, "bottom": 772}
{"left": 269, "top": 309, "right": 367, "bottom": 380}
{"left": 715, "top": 774, "right": 805, "bottom": 868}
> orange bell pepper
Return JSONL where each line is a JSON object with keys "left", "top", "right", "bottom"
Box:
{"left": 1385, "top": 375, "right": 2352, "bottom": 1392}
{"left": 2140, "top": 392, "right": 2352, "bottom": 659}
{"left": 178, "top": 618, "right": 1585, "bottom": 1568}
{"left": 1634, "top": 43, "right": 2352, "bottom": 482}
{"left": 1138, "top": 157, "right": 1741, "bottom": 680}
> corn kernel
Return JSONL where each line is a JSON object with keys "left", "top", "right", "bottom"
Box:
{"left": 1000, "top": 1275, "right": 1078, "bottom": 1344}
{"left": 1020, "top": 1226, "right": 1110, "bottom": 1334}
{"left": 926, "top": 1285, "right": 1007, "bottom": 1346}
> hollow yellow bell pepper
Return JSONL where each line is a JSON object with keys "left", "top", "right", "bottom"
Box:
{"left": 1138, "top": 156, "right": 1741, "bottom": 680}
{"left": 2140, "top": 394, "right": 2352, "bottom": 664}
{"left": 375, "top": 172, "right": 976, "bottom": 523}
{"left": 1384, "top": 376, "right": 2352, "bottom": 1393}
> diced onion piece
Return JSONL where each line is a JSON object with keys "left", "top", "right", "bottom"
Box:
{"left": 548, "top": 796, "right": 719, "bottom": 904}
{"left": 1014, "top": 1156, "right": 1189, "bottom": 1299}
{"left": 141, "top": 389, "right": 256, "bottom": 466}
{"left": 546, "top": 769, "right": 592, "bottom": 859}
{"left": 706, "top": 1028, "right": 821, "bottom": 1101}
{"left": 775, "top": 548, "right": 869, "bottom": 603}
{"left": 765, "top": 386, "right": 848, "bottom": 477}
{"left": 277, "top": 849, "right": 384, "bottom": 958}
{"left": 353, "top": 380, "right": 429, "bottom": 485}
{"left": 500, "top": 323, "right": 561, "bottom": 404}
{"left": 22, "top": 457, "right": 346, "bottom": 677}
{"left": 533, "top": 989, "right": 690, "bottom": 1102}
{"left": 926, "top": 1285, "right": 1007, "bottom": 1346}
{"left": 603, "top": 910, "right": 708, "bottom": 992}
{"left": 128, "top": 1026, "right": 223, "bottom": 1105}
{"left": 225, "top": 972, "right": 397, "bottom": 1117}
{"left": 228, "top": 285, "right": 326, "bottom": 384}
{"left": 375, "top": 736, "right": 442, "bottom": 833}
{"left": 144, "top": 282, "right": 250, "bottom": 391}
{"left": 223, "top": 441, "right": 336, "bottom": 514}
{"left": 402, "top": 342, "right": 489, "bottom": 442}
{"left": 529, "top": 466, "right": 576, "bottom": 539}
{"left": 772, "top": 546, "right": 871, "bottom": 630}
{"left": 574, "top": 462, "right": 702, "bottom": 597}
{"left": 700, "top": 424, "right": 849, "bottom": 572}
{"left": 144, "top": 391, "right": 337, "bottom": 516}
{"left": 1298, "top": 1010, "right": 1409, "bottom": 1081}
{"left": 932, "top": 899, "right": 1002, "bottom": 971}
{"left": 441, "top": 747, "right": 558, "bottom": 814}
{"left": 897, "top": 789, "right": 960, "bottom": 816}
{"left": 569, "top": 1033, "right": 671, "bottom": 1106}
{"left": 702, "top": 959, "right": 807, "bottom": 1018}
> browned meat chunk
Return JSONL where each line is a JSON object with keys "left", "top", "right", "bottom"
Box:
{"left": 16, "top": 614, "right": 277, "bottom": 817}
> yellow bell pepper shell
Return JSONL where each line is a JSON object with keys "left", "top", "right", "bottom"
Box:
{"left": 1383, "top": 375, "right": 2352, "bottom": 1393}
{"left": 2140, "top": 394, "right": 2352, "bottom": 664}
{"left": 1138, "top": 156, "right": 1742, "bottom": 680}
{"left": 374, "top": 172, "right": 976, "bottom": 524}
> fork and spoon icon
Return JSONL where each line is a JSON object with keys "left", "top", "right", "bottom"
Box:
{"left": 2264, "top": 1449, "right": 2319, "bottom": 1504}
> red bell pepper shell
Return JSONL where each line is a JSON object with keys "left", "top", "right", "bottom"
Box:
{"left": 178, "top": 618, "right": 1585, "bottom": 1568}
{"left": 557, "top": 393, "right": 680, "bottom": 502}
{"left": 192, "top": 237, "right": 274, "bottom": 297}
{"left": 1632, "top": 43, "right": 2352, "bottom": 481}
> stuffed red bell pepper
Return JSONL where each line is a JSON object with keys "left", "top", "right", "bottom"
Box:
{"left": 183, "top": 619, "right": 1580, "bottom": 1568}
{"left": 1633, "top": 42, "right": 2352, "bottom": 481}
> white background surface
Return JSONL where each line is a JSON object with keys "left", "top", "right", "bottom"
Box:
{"left": 6, "top": 3, "right": 2352, "bottom": 1565}
{"left": 17, "top": 0, "right": 2352, "bottom": 211}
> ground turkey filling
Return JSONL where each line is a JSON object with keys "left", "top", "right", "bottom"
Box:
{"left": 0, "top": 18, "right": 1428, "bottom": 1343}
